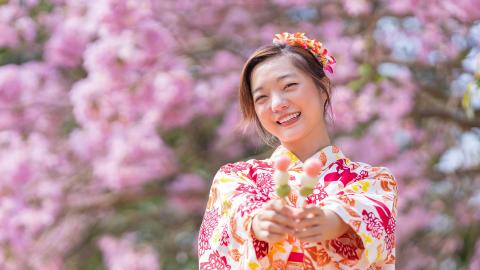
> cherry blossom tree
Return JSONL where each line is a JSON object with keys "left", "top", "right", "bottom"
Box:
{"left": 0, "top": 0, "right": 479, "bottom": 269}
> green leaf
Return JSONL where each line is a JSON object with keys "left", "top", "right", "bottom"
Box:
{"left": 359, "top": 64, "right": 372, "bottom": 78}
{"left": 348, "top": 79, "right": 363, "bottom": 92}
{"left": 218, "top": 176, "right": 234, "bottom": 184}
{"left": 462, "top": 83, "right": 476, "bottom": 119}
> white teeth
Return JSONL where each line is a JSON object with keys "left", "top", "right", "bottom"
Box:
{"left": 278, "top": 112, "right": 300, "bottom": 124}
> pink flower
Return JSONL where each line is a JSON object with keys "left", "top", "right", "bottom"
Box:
{"left": 45, "top": 18, "right": 92, "bottom": 68}
{"left": 14, "top": 16, "right": 36, "bottom": 44}
{"left": 211, "top": 103, "right": 248, "bottom": 159}
{"left": 470, "top": 240, "right": 480, "bottom": 270}
{"left": 0, "top": 131, "right": 65, "bottom": 261}
{"left": 331, "top": 86, "right": 357, "bottom": 131}
{"left": 193, "top": 73, "right": 238, "bottom": 117}
{"left": 91, "top": 0, "right": 153, "bottom": 34}
{"left": 204, "top": 50, "right": 242, "bottom": 73}
{"left": 327, "top": 38, "right": 358, "bottom": 83}
{"left": 0, "top": 63, "right": 67, "bottom": 134}
{"left": 70, "top": 77, "right": 117, "bottom": 127}
{"left": 342, "top": 0, "right": 372, "bottom": 16}
{"left": 68, "top": 127, "right": 109, "bottom": 161}
{"left": 0, "top": 23, "right": 18, "bottom": 48}
{"left": 98, "top": 233, "right": 159, "bottom": 270}
{"left": 376, "top": 80, "right": 414, "bottom": 120}
{"left": 271, "top": 0, "right": 310, "bottom": 7}
{"left": 396, "top": 208, "right": 432, "bottom": 242}
{"left": 135, "top": 19, "right": 175, "bottom": 57}
{"left": 319, "top": 20, "right": 344, "bottom": 40}
{"left": 152, "top": 70, "right": 195, "bottom": 128}
{"left": 337, "top": 120, "right": 402, "bottom": 165}
{"left": 0, "top": 65, "right": 22, "bottom": 102}
{"left": 93, "top": 124, "right": 177, "bottom": 190}
{"left": 385, "top": 0, "right": 417, "bottom": 15}
{"left": 167, "top": 173, "right": 207, "bottom": 215}
{"left": 385, "top": 150, "right": 425, "bottom": 179}
{"left": 83, "top": 36, "right": 134, "bottom": 82}
{"left": 354, "top": 83, "right": 377, "bottom": 123}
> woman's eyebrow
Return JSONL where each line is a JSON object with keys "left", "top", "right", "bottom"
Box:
{"left": 252, "top": 73, "right": 296, "bottom": 94}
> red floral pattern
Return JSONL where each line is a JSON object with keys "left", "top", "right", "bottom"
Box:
{"left": 200, "top": 250, "right": 231, "bottom": 270}
{"left": 306, "top": 186, "right": 328, "bottom": 204}
{"left": 198, "top": 208, "right": 219, "bottom": 256}
{"left": 235, "top": 171, "right": 272, "bottom": 217}
{"left": 329, "top": 230, "right": 363, "bottom": 260}
{"left": 330, "top": 239, "right": 359, "bottom": 260}
{"left": 198, "top": 145, "right": 398, "bottom": 269}
{"left": 362, "top": 210, "right": 385, "bottom": 239}
{"left": 220, "top": 162, "right": 250, "bottom": 175}
{"left": 385, "top": 231, "right": 395, "bottom": 251}
{"left": 324, "top": 159, "right": 359, "bottom": 186}
{"left": 220, "top": 225, "right": 230, "bottom": 246}
{"left": 362, "top": 195, "right": 397, "bottom": 251}
{"left": 253, "top": 238, "right": 269, "bottom": 259}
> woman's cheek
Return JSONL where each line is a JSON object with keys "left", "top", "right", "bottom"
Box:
{"left": 256, "top": 106, "right": 268, "bottom": 121}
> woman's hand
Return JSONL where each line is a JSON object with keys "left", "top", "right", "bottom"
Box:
{"left": 293, "top": 205, "right": 350, "bottom": 243}
{"left": 251, "top": 199, "right": 297, "bottom": 243}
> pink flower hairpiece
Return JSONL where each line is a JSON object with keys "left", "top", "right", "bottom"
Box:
{"left": 273, "top": 32, "right": 336, "bottom": 74}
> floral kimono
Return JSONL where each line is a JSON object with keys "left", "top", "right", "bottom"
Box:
{"left": 198, "top": 145, "right": 398, "bottom": 269}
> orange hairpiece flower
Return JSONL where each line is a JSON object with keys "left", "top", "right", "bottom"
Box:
{"left": 273, "top": 32, "right": 336, "bottom": 74}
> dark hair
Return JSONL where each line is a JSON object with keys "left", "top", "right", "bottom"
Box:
{"left": 238, "top": 42, "right": 333, "bottom": 147}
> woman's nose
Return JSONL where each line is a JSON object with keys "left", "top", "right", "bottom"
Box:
{"left": 271, "top": 92, "right": 289, "bottom": 112}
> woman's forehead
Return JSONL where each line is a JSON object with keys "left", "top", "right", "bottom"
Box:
{"left": 253, "top": 56, "right": 296, "bottom": 75}
{"left": 251, "top": 57, "right": 301, "bottom": 88}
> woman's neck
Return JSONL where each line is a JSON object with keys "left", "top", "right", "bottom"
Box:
{"left": 281, "top": 132, "right": 331, "bottom": 162}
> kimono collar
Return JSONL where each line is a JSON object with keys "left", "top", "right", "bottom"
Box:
{"left": 270, "top": 144, "right": 346, "bottom": 171}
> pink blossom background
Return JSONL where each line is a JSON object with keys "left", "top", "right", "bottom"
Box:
{"left": 1, "top": 0, "right": 479, "bottom": 269}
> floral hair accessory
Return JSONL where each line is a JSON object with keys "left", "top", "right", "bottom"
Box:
{"left": 273, "top": 32, "right": 336, "bottom": 74}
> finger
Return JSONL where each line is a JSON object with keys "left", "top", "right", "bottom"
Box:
{"left": 290, "top": 207, "right": 303, "bottom": 217}
{"left": 264, "top": 200, "right": 286, "bottom": 213}
{"left": 257, "top": 224, "right": 291, "bottom": 243}
{"left": 294, "top": 225, "right": 324, "bottom": 239}
{"left": 260, "top": 221, "right": 295, "bottom": 235}
{"left": 295, "top": 217, "right": 324, "bottom": 230}
{"left": 256, "top": 230, "right": 286, "bottom": 242}
{"left": 262, "top": 210, "right": 296, "bottom": 229}
{"left": 263, "top": 198, "right": 281, "bottom": 207}
{"left": 283, "top": 205, "right": 299, "bottom": 217}
{"left": 303, "top": 205, "right": 325, "bottom": 216}
{"left": 273, "top": 202, "right": 298, "bottom": 218}
{"left": 261, "top": 200, "right": 276, "bottom": 210}
{"left": 295, "top": 206, "right": 325, "bottom": 219}
{"left": 270, "top": 199, "right": 287, "bottom": 211}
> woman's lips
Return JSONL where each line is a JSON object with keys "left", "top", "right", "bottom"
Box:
{"left": 277, "top": 112, "right": 301, "bottom": 126}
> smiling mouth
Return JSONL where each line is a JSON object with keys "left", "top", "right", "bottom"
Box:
{"left": 277, "top": 112, "right": 301, "bottom": 125}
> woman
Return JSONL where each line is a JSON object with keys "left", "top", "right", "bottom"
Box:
{"left": 198, "top": 32, "right": 398, "bottom": 269}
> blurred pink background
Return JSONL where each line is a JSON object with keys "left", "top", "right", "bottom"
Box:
{"left": 0, "top": 0, "right": 479, "bottom": 269}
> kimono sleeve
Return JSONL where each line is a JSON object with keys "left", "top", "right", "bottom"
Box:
{"left": 320, "top": 166, "right": 398, "bottom": 265}
{"left": 198, "top": 162, "right": 271, "bottom": 269}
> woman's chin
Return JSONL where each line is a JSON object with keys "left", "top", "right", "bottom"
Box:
{"left": 276, "top": 131, "right": 305, "bottom": 144}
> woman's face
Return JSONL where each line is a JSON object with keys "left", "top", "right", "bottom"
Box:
{"left": 250, "top": 55, "right": 326, "bottom": 145}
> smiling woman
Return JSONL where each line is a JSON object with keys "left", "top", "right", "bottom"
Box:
{"left": 198, "top": 32, "right": 398, "bottom": 270}
{"left": 239, "top": 37, "right": 333, "bottom": 151}
{"left": 247, "top": 55, "right": 330, "bottom": 161}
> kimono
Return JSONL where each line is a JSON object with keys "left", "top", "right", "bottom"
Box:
{"left": 198, "top": 145, "right": 398, "bottom": 269}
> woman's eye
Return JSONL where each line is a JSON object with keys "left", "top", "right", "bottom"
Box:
{"left": 255, "top": 96, "right": 266, "bottom": 102}
{"left": 285, "top": 83, "right": 298, "bottom": 89}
